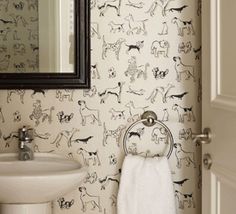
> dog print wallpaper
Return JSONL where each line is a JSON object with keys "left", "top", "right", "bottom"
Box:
{"left": 0, "top": 0, "right": 201, "bottom": 214}
{"left": 0, "top": 0, "right": 39, "bottom": 73}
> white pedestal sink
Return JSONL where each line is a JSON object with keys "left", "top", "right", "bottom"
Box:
{"left": 0, "top": 153, "right": 87, "bottom": 214}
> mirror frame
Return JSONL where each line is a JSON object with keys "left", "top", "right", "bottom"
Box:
{"left": 0, "top": 0, "right": 90, "bottom": 89}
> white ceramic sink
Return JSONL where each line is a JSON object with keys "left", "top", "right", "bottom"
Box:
{"left": 0, "top": 153, "right": 87, "bottom": 204}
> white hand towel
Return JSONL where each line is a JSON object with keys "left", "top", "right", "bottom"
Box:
{"left": 117, "top": 155, "right": 176, "bottom": 214}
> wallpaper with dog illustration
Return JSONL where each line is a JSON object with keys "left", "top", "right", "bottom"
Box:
{"left": 0, "top": 0, "right": 38, "bottom": 73}
{"left": 0, "top": 0, "right": 201, "bottom": 214}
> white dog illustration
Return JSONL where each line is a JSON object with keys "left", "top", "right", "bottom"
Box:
{"left": 172, "top": 104, "right": 196, "bottom": 123}
{"left": 98, "top": 82, "right": 124, "bottom": 104}
{"left": 174, "top": 143, "right": 196, "bottom": 168}
{"left": 77, "top": 148, "right": 101, "bottom": 166}
{"left": 173, "top": 56, "right": 195, "bottom": 82}
{"left": 78, "top": 186, "right": 102, "bottom": 212}
{"left": 172, "top": 17, "right": 195, "bottom": 36}
{"left": 78, "top": 100, "right": 102, "bottom": 126}
{"left": 175, "top": 190, "right": 196, "bottom": 209}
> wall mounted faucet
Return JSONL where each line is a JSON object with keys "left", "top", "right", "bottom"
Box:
{"left": 18, "top": 126, "right": 34, "bottom": 161}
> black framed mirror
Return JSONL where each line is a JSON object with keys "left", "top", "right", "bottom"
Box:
{"left": 0, "top": 0, "right": 90, "bottom": 89}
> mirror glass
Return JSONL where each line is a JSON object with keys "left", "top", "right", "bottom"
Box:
{"left": 0, "top": 0, "right": 74, "bottom": 73}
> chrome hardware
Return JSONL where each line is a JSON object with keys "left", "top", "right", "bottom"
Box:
{"left": 18, "top": 126, "right": 34, "bottom": 161}
{"left": 123, "top": 111, "right": 174, "bottom": 159}
{"left": 192, "top": 127, "right": 212, "bottom": 144}
{"left": 203, "top": 153, "right": 212, "bottom": 170}
{"left": 141, "top": 111, "right": 158, "bottom": 127}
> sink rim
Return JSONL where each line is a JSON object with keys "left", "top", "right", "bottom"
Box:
{"left": 0, "top": 152, "right": 87, "bottom": 177}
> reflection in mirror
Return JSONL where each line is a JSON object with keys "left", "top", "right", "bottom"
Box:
{"left": 0, "top": 0, "right": 74, "bottom": 73}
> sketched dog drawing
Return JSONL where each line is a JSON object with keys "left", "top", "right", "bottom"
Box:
{"left": 172, "top": 17, "right": 195, "bottom": 37}
{"left": 0, "top": 45, "right": 7, "bottom": 53}
{"left": 173, "top": 56, "right": 195, "bottom": 82}
{"left": 102, "top": 36, "right": 125, "bottom": 60}
{"left": 127, "top": 127, "right": 144, "bottom": 141}
{"left": 172, "top": 104, "right": 196, "bottom": 123}
{"left": 13, "top": 2, "right": 24, "bottom": 10}
{"left": 0, "top": 54, "right": 10, "bottom": 71}
{"left": 13, "top": 43, "right": 25, "bottom": 55}
{"left": 151, "top": 40, "right": 169, "bottom": 58}
{"left": 99, "top": 169, "right": 121, "bottom": 190}
{"left": 152, "top": 67, "right": 169, "bottom": 79}
{"left": 91, "top": 64, "right": 100, "bottom": 79}
{"left": 158, "top": 21, "right": 168, "bottom": 35}
{"left": 146, "top": 83, "right": 174, "bottom": 103}
{"left": 126, "top": 86, "right": 145, "bottom": 96}
{"left": 57, "top": 111, "right": 74, "bottom": 123}
{"left": 91, "top": 22, "right": 101, "bottom": 39}
{"left": 109, "top": 108, "right": 125, "bottom": 120}
{"left": 108, "top": 21, "right": 125, "bottom": 33}
{"left": 125, "top": 56, "right": 149, "bottom": 83}
{"left": 13, "top": 110, "right": 21, "bottom": 122}
{"left": 31, "top": 89, "right": 46, "bottom": 98}
{"left": 0, "top": 107, "right": 5, "bottom": 123}
{"left": 83, "top": 85, "right": 97, "bottom": 97}
{"left": 175, "top": 190, "right": 196, "bottom": 209}
{"left": 0, "top": 28, "right": 11, "bottom": 41}
{"left": 108, "top": 67, "right": 116, "bottom": 78}
{"left": 146, "top": 0, "right": 175, "bottom": 17}
{"left": 110, "top": 194, "right": 117, "bottom": 207}
{"left": 57, "top": 197, "right": 74, "bottom": 209}
{"left": 10, "top": 14, "right": 28, "bottom": 27}
{"left": 126, "top": 0, "right": 144, "bottom": 9}
{"left": 7, "top": 89, "right": 25, "bottom": 104}
{"left": 162, "top": 108, "right": 169, "bottom": 121}
{"left": 26, "top": 0, "right": 37, "bottom": 10}
{"left": 78, "top": 100, "right": 101, "bottom": 126}
{"left": 3, "top": 131, "right": 18, "bottom": 147}
{"left": 99, "top": 82, "right": 124, "bottom": 104}
{"left": 29, "top": 100, "right": 54, "bottom": 126}
{"left": 77, "top": 148, "right": 101, "bottom": 166}
{"left": 84, "top": 172, "right": 98, "bottom": 184}
{"left": 125, "top": 101, "right": 148, "bottom": 121}
{"left": 78, "top": 186, "right": 102, "bottom": 212}
{"left": 109, "top": 154, "right": 117, "bottom": 165}
{"left": 125, "top": 40, "right": 144, "bottom": 54}
{"left": 178, "top": 41, "right": 192, "bottom": 54}
{"left": 151, "top": 127, "right": 168, "bottom": 144}
{"left": 103, "top": 123, "right": 126, "bottom": 147}
{"left": 193, "top": 46, "right": 201, "bottom": 60}
{"left": 56, "top": 90, "right": 74, "bottom": 102}
{"left": 98, "top": 0, "right": 121, "bottom": 17}
{"left": 28, "top": 29, "right": 38, "bottom": 40}
{"left": 125, "top": 14, "right": 148, "bottom": 35}
{"left": 179, "top": 128, "right": 192, "bottom": 141}
{"left": 27, "top": 59, "right": 38, "bottom": 71}
{"left": 174, "top": 143, "right": 196, "bottom": 168}
{"left": 0, "top": 0, "right": 9, "bottom": 12}
{"left": 14, "top": 62, "right": 25, "bottom": 73}
{"left": 90, "top": 0, "right": 96, "bottom": 9}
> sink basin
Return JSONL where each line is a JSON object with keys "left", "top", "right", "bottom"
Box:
{"left": 0, "top": 153, "right": 87, "bottom": 204}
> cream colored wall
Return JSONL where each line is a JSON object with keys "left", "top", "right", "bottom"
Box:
{"left": 0, "top": 0, "right": 201, "bottom": 214}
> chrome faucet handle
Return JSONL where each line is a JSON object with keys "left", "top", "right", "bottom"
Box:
{"left": 19, "top": 126, "right": 34, "bottom": 143}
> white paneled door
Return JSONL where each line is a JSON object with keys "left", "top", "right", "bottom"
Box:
{"left": 202, "top": 0, "right": 236, "bottom": 214}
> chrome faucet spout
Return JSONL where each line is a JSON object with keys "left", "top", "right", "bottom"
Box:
{"left": 18, "top": 126, "right": 34, "bottom": 161}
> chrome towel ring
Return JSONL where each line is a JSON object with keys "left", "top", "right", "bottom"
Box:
{"left": 123, "top": 111, "right": 174, "bottom": 158}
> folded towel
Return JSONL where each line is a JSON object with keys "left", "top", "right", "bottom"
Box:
{"left": 117, "top": 155, "right": 176, "bottom": 214}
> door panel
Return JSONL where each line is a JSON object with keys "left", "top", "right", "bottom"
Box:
{"left": 220, "top": 1, "right": 236, "bottom": 96}
{"left": 202, "top": 0, "right": 236, "bottom": 213}
{"left": 211, "top": 165, "right": 236, "bottom": 214}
